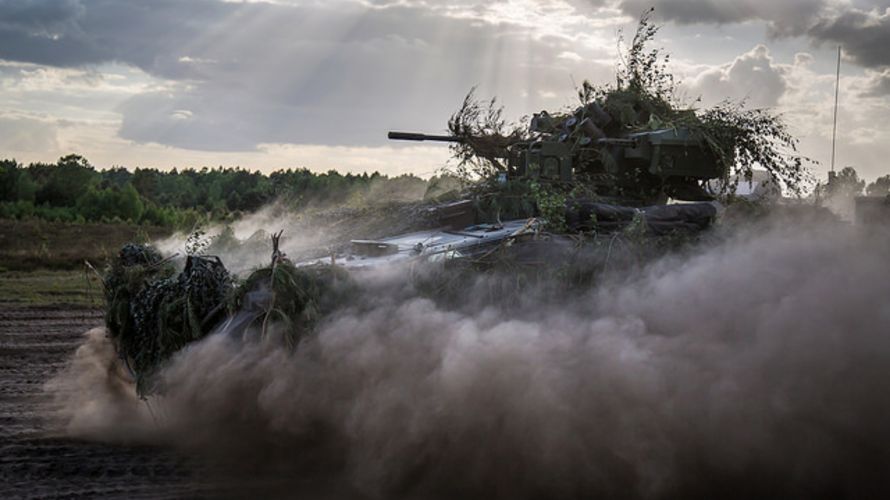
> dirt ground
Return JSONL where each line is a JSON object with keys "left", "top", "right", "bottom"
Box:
{"left": 0, "top": 304, "right": 361, "bottom": 500}
{"left": 0, "top": 305, "right": 209, "bottom": 499}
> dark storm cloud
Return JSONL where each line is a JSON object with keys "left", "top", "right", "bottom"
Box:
{"left": 808, "top": 8, "right": 890, "bottom": 69}
{"left": 0, "top": 0, "right": 85, "bottom": 33}
{"left": 617, "top": 0, "right": 890, "bottom": 69}
{"left": 0, "top": 0, "right": 603, "bottom": 151}
{"left": 617, "top": 0, "right": 825, "bottom": 31}
{"left": 0, "top": 0, "right": 104, "bottom": 67}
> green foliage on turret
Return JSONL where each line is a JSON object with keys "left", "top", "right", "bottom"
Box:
{"left": 447, "top": 8, "right": 812, "bottom": 202}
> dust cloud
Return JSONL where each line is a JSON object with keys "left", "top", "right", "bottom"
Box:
{"left": 48, "top": 215, "right": 890, "bottom": 499}
{"left": 154, "top": 203, "right": 429, "bottom": 275}
{"left": 44, "top": 328, "right": 157, "bottom": 444}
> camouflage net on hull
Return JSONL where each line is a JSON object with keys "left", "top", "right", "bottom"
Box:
{"left": 101, "top": 197, "right": 716, "bottom": 397}
{"left": 231, "top": 262, "right": 355, "bottom": 349}
{"left": 103, "top": 244, "right": 349, "bottom": 396}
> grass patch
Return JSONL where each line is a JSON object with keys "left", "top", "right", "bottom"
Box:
{"left": 0, "top": 219, "right": 171, "bottom": 271}
{"left": 0, "top": 269, "right": 103, "bottom": 307}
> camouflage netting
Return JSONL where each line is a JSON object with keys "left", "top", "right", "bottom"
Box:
{"left": 103, "top": 243, "right": 353, "bottom": 396}
{"left": 128, "top": 255, "right": 232, "bottom": 394}
{"left": 104, "top": 245, "right": 234, "bottom": 394}
{"left": 104, "top": 244, "right": 176, "bottom": 370}
{"left": 231, "top": 262, "right": 355, "bottom": 349}
{"left": 445, "top": 9, "right": 810, "bottom": 207}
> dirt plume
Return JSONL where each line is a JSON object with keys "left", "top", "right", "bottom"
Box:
{"left": 44, "top": 328, "right": 157, "bottom": 444}
{"left": 48, "top": 215, "right": 890, "bottom": 499}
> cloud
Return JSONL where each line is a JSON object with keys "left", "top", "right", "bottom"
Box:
{"left": 685, "top": 45, "right": 788, "bottom": 107}
{"left": 0, "top": 114, "right": 59, "bottom": 152}
{"left": 0, "top": 0, "right": 618, "bottom": 152}
{"left": 0, "top": 0, "right": 108, "bottom": 67}
{"left": 618, "top": 0, "right": 827, "bottom": 33}
{"left": 807, "top": 7, "right": 890, "bottom": 69}
{"left": 617, "top": 1, "right": 890, "bottom": 70}
{"left": 773, "top": 52, "right": 890, "bottom": 182}
{"left": 0, "top": 0, "right": 886, "bottom": 177}
{"left": 0, "top": 0, "right": 85, "bottom": 34}
{"left": 859, "top": 69, "right": 890, "bottom": 97}
{"left": 676, "top": 41, "right": 890, "bottom": 181}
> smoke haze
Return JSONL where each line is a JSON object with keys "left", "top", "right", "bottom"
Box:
{"left": 154, "top": 198, "right": 435, "bottom": 275}
{"left": 48, "top": 215, "right": 890, "bottom": 499}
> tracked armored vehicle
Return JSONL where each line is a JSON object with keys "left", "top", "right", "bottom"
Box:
{"left": 390, "top": 92, "right": 731, "bottom": 203}
{"left": 103, "top": 95, "right": 735, "bottom": 396}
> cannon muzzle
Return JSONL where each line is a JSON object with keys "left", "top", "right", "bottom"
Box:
{"left": 388, "top": 131, "right": 464, "bottom": 143}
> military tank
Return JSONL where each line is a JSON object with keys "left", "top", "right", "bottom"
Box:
{"left": 390, "top": 97, "right": 726, "bottom": 206}
{"left": 101, "top": 97, "right": 732, "bottom": 396}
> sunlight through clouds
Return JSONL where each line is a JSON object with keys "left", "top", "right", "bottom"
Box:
{"left": 0, "top": 0, "right": 887, "bottom": 179}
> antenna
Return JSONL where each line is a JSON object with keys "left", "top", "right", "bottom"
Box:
{"left": 830, "top": 45, "right": 841, "bottom": 174}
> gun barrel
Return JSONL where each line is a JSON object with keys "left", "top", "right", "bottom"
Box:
{"left": 388, "top": 131, "right": 464, "bottom": 143}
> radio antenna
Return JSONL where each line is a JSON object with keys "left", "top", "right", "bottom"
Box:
{"left": 830, "top": 45, "right": 842, "bottom": 174}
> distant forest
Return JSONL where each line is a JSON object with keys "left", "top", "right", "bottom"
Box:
{"left": 0, "top": 154, "right": 434, "bottom": 228}
{"left": 4, "top": 155, "right": 888, "bottom": 231}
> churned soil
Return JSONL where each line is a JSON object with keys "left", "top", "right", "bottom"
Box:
{"left": 0, "top": 306, "right": 205, "bottom": 499}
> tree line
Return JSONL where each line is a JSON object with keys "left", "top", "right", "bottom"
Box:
{"left": 2, "top": 154, "right": 886, "bottom": 229}
{"left": 0, "top": 154, "right": 430, "bottom": 228}
{"left": 816, "top": 166, "right": 890, "bottom": 200}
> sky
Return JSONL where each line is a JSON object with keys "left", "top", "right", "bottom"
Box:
{"left": 1, "top": 0, "right": 889, "bottom": 181}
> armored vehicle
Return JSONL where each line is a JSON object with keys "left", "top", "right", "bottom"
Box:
{"left": 390, "top": 101, "right": 725, "bottom": 206}
{"left": 103, "top": 100, "right": 730, "bottom": 396}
